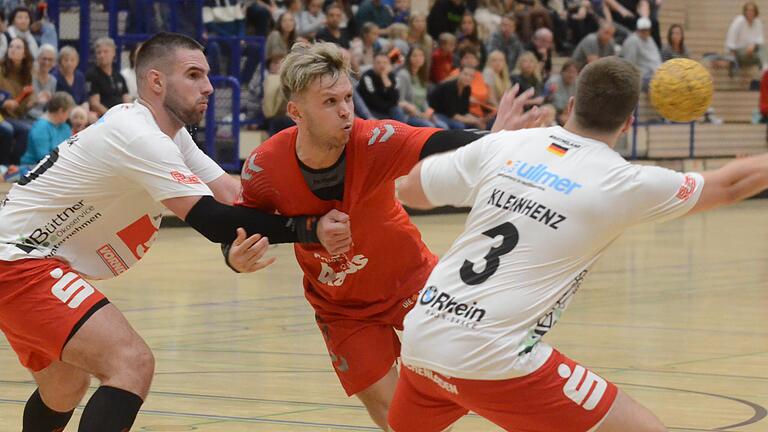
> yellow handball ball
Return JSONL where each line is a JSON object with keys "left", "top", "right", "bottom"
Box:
{"left": 649, "top": 58, "right": 714, "bottom": 123}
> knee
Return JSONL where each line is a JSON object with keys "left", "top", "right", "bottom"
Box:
{"left": 101, "top": 339, "right": 155, "bottom": 386}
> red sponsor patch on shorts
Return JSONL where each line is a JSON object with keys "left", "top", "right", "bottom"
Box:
{"left": 170, "top": 170, "right": 201, "bottom": 184}
{"left": 676, "top": 175, "right": 697, "bottom": 201}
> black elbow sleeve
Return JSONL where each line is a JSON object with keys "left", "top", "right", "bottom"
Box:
{"left": 185, "top": 196, "right": 319, "bottom": 245}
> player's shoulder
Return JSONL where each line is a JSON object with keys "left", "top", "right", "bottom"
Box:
{"left": 256, "top": 126, "right": 297, "bottom": 155}
{"left": 351, "top": 118, "right": 436, "bottom": 148}
{"left": 241, "top": 127, "right": 298, "bottom": 181}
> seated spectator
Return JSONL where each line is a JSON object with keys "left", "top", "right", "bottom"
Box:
{"left": 572, "top": 20, "right": 617, "bottom": 68}
{"left": 261, "top": 54, "right": 294, "bottom": 136}
{"left": 297, "top": 0, "right": 325, "bottom": 38}
{"left": 7, "top": 7, "right": 38, "bottom": 58}
{"left": 315, "top": 3, "right": 351, "bottom": 49}
{"left": 24, "top": 2, "right": 58, "bottom": 50}
{"left": 0, "top": 37, "right": 35, "bottom": 164}
{"left": 355, "top": 0, "right": 393, "bottom": 32}
{"left": 511, "top": 51, "right": 546, "bottom": 107}
{"left": 447, "top": 48, "right": 494, "bottom": 118}
{"left": 392, "top": 0, "right": 410, "bottom": 24}
{"left": 121, "top": 43, "right": 140, "bottom": 100}
{"left": 621, "top": 17, "right": 661, "bottom": 86}
{"left": 53, "top": 46, "right": 88, "bottom": 111}
{"left": 456, "top": 12, "right": 487, "bottom": 69}
{"left": 526, "top": 27, "right": 554, "bottom": 81}
{"left": 431, "top": 32, "right": 457, "bottom": 83}
{"left": 406, "top": 12, "right": 433, "bottom": 60}
{"left": 396, "top": 46, "right": 445, "bottom": 128}
{"left": 20, "top": 91, "right": 72, "bottom": 166}
{"left": 351, "top": 22, "right": 382, "bottom": 72}
{"left": 266, "top": 12, "right": 297, "bottom": 59}
{"left": 69, "top": 105, "right": 87, "bottom": 135}
{"left": 726, "top": 1, "right": 767, "bottom": 70}
{"left": 387, "top": 23, "right": 410, "bottom": 60}
{"left": 427, "top": 0, "right": 466, "bottom": 41}
{"left": 661, "top": 23, "right": 689, "bottom": 61}
{"left": 85, "top": 37, "right": 130, "bottom": 117}
{"left": 544, "top": 58, "right": 578, "bottom": 124}
{"left": 482, "top": 49, "right": 512, "bottom": 108}
{"left": 358, "top": 52, "right": 404, "bottom": 121}
{"left": 29, "top": 43, "right": 55, "bottom": 119}
{"left": 486, "top": 13, "right": 524, "bottom": 75}
{"left": 429, "top": 65, "right": 488, "bottom": 129}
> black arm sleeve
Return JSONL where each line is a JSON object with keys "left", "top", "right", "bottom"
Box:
{"left": 185, "top": 196, "right": 319, "bottom": 245}
{"left": 419, "top": 129, "right": 487, "bottom": 160}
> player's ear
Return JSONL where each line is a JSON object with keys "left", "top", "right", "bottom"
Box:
{"left": 146, "top": 69, "right": 163, "bottom": 94}
{"left": 620, "top": 115, "right": 634, "bottom": 134}
{"left": 286, "top": 100, "right": 301, "bottom": 123}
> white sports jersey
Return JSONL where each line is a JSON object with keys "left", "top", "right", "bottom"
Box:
{"left": 401, "top": 126, "right": 704, "bottom": 380}
{"left": 0, "top": 102, "right": 224, "bottom": 279}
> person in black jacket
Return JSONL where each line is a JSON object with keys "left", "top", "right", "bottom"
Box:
{"left": 428, "top": 65, "right": 486, "bottom": 129}
{"left": 357, "top": 52, "right": 406, "bottom": 121}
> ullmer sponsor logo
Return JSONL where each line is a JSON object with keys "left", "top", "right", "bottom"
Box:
{"left": 97, "top": 244, "right": 128, "bottom": 276}
{"left": 499, "top": 160, "right": 582, "bottom": 195}
{"left": 404, "top": 363, "right": 459, "bottom": 395}
{"left": 419, "top": 286, "right": 486, "bottom": 329}
{"left": 557, "top": 363, "right": 607, "bottom": 411}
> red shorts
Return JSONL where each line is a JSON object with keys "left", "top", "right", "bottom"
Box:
{"left": 0, "top": 259, "right": 108, "bottom": 372}
{"left": 389, "top": 349, "right": 618, "bottom": 432}
{"left": 314, "top": 293, "right": 418, "bottom": 396}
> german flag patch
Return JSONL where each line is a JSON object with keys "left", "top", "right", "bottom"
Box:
{"left": 547, "top": 143, "right": 568, "bottom": 157}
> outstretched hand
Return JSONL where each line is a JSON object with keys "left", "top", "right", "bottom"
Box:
{"left": 491, "top": 85, "right": 545, "bottom": 133}
{"left": 227, "top": 228, "right": 276, "bottom": 273}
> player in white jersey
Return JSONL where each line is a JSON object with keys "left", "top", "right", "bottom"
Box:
{"left": 0, "top": 33, "right": 351, "bottom": 432}
{"left": 388, "top": 57, "right": 768, "bottom": 432}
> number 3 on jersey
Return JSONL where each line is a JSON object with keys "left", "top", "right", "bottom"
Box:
{"left": 460, "top": 222, "right": 519, "bottom": 285}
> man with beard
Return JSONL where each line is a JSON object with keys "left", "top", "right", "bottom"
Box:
{"left": 0, "top": 32, "right": 351, "bottom": 431}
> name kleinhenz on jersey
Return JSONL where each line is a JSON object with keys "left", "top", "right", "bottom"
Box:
{"left": 486, "top": 188, "right": 567, "bottom": 230}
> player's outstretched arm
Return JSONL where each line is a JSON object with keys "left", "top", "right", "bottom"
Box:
{"left": 688, "top": 153, "right": 768, "bottom": 215}
{"left": 225, "top": 209, "right": 352, "bottom": 273}
{"left": 398, "top": 161, "right": 434, "bottom": 210}
{"left": 162, "top": 195, "right": 346, "bottom": 246}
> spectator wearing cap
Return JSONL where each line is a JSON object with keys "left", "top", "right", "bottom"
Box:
{"left": 621, "top": 16, "right": 662, "bottom": 88}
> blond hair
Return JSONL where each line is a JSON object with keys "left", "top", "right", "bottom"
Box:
{"left": 280, "top": 42, "right": 351, "bottom": 100}
{"left": 485, "top": 50, "right": 511, "bottom": 99}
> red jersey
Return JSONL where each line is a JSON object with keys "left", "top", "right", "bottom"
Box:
{"left": 239, "top": 118, "right": 441, "bottom": 318}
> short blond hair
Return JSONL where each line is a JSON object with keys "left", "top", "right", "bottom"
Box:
{"left": 280, "top": 42, "right": 351, "bottom": 101}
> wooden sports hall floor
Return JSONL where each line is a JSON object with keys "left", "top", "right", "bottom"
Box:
{"left": 0, "top": 201, "right": 766, "bottom": 431}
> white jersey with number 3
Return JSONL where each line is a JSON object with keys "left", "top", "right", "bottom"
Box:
{"left": 400, "top": 126, "right": 704, "bottom": 380}
{"left": 0, "top": 103, "right": 224, "bottom": 279}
